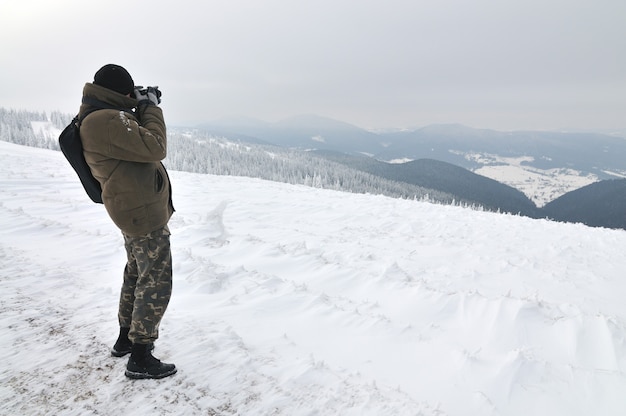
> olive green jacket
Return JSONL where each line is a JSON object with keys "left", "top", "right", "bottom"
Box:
{"left": 79, "top": 83, "right": 174, "bottom": 236}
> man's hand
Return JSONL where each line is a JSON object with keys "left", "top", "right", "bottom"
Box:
{"left": 134, "top": 86, "right": 162, "bottom": 106}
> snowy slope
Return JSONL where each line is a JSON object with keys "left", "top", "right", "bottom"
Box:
{"left": 1, "top": 141, "right": 626, "bottom": 416}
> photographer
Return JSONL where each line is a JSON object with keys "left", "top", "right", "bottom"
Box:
{"left": 78, "top": 64, "right": 176, "bottom": 379}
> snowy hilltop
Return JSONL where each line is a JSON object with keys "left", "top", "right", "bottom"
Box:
{"left": 2, "top": 140, "right": 626, "bottom": 416}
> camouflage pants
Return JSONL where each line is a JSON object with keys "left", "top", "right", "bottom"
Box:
{"left": 119, "top": 226, "right": 172, "bottom": 344}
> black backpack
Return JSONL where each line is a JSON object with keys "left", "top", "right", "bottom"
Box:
{"left": 58, "top": 109, "right": 103, "bottom": 203}
{"left": 59, "top": 98, "right": 134, "bottom": 203}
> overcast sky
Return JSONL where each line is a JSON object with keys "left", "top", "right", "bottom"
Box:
{"left": 1, "top": 0, "right": 625, "bottom": 131}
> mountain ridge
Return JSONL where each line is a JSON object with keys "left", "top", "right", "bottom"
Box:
{"left": 3, "top": 107, "right": 625, "bottom": 229}
{"left": 194, "top": 114, "right": 626, "bottom": 228}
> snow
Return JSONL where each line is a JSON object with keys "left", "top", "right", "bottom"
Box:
{"left": 2, "top": 140, "right": 626, "bottom": 415}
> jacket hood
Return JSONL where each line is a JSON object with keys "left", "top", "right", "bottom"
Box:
{"left": 80, "top": 83, "right": 138, "bottom": 116}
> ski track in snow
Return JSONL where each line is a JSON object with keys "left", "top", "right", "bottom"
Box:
{"left": 1, "top": 141, "right": 626, "bottom": 416}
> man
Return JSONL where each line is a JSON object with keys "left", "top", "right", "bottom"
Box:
{"left": 78, "top": 64, "right": 176, "bottom": 379}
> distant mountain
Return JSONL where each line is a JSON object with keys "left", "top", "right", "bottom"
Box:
{"left": 543, "top": 179, "right": 626, "bottom": 229}
{"left": 199, "top": 114, "right": 382, "bottom": 153}
{"left": 196, "top": 116, "right": 626, "bottom": 206}
{"left": 313, "top": 150, "right": 540, "bottom": 217}
{"left": 198, "top": 116, "right": 626, "bottom": 177}
{"left": 377, "top": 124, "right": 626, "bottom": 176}
{"left": 193, "top": 116, "right": 273, "bottom": 145}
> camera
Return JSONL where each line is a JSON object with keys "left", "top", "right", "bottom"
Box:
{"left": 132, "top": 86, "right": 162, "bottom": 103}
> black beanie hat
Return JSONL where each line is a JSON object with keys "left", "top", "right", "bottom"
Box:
{"left": 93, "top": 64, "right": 134, "bottom": 95}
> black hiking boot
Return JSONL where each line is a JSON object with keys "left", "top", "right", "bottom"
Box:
{"left": 125, "top": 343, "right": 176, "bottom": 379}
{"left": 111, "top": 327, "right": 154, "bottom": 357}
